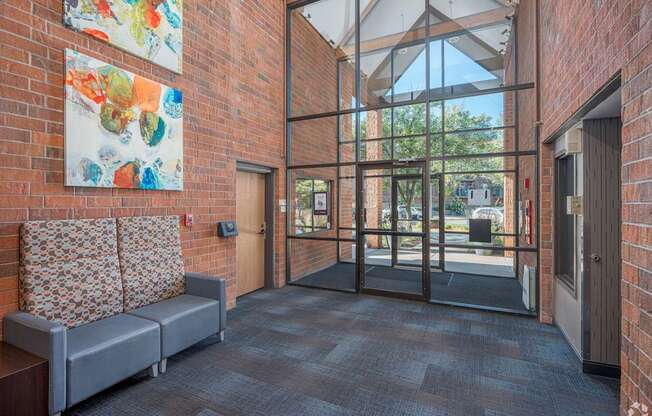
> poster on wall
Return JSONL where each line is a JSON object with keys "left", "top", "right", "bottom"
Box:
{"left": 63, "top": 0, "right": 183, "bottom": 74}
{"left": 313, "top": 191, "right": 328, "bottom": 215}
{"left": 64, "top": 49, "right": 183, "bottom": 191}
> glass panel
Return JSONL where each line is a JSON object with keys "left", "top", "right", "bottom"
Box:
{"left": 289, "top": 167, "right": 337, "bottom": 236}
{"left": 517, "top": 155, "right": 537, "bottom": 249}
{"left": 339, "top": 239, "right": 356, "bottom": 264}
{"left": 445, "top": 128, "right": 514, "bottom": 156}
{"left": 362, "top": 175, "right": 391, "bottom": 230}
{"left": 289, "top": 115, "right": 340, "bottom": 166}
{"left": 396, "top": 177, "right": 424, "bottom": 225}
{"left": 430, "top": 101, "right": 443, "bottom": 133}
{"left": 363, "top": 233, "right": 392, "bottom": 267}
{"left": 290, "top": 239, "right": 356, "bottom": 291}
{"left": 393, "top": 103, "right": 426, "bottom": 136}
{"left": 359, "top": 0, "right": 426, "bottom": 107}
{"left": 360, "top": 108, "right": 391, "bottom": 140}
{"left": 430, "top": 160, "right": 443, "bottom": 173}
{"left": 360, "top": 139, "right": 391, "bottom": 161}
{"left": 391, "top": 43, "right": 427, "bottom": 103}
{"left": 290, "top": 0, "right": 356, "bottom": 117}
{"left": 444, "top": 92, "right": 512, "bottom": 131}
{"left": 442, "top": 24, "right": 512, "bottom": 94}
{"left": 396, "top": 235, "right": 423, "bottom": 267}
{"left": 429, "top": 1, "right": 526, "bottom": 97}
{"left": 339, "top": 113, "right": 356, "bottom": 143}
{"left": 443, "top": 172, "right": 513, "bottom": 235}
{"left": 443, "top": 246, "right": 515, "bottom": 278}
{"left": 393, "top": 167, "right": 423, "bottom": 176}
{"left": 429, "top": 174, "right": 441, "bottom": 240}
{"left": 395, "top": 137, "right": 426, "bottom": 160}
{"left": 360, "top": 48, "right": 393, "bottom": 106}
{"left": 364, "top": 235, "right": 423, "bottom": 294}
{"left": 338, "top": 170, "right": 356, "bottom": 231}
{"left": 445, "top": 156, "right": 511, "bottom": 173}
{"left": 429, "top": 40, "right": 443, "bottom": 92}
{"left": 339, "top": 142, "right": 356, "bottom": 163}
{"left": 430, "top": 134, "right": 443, "bottom": 157}
{"left": 516, "top": 88, "right": 537, "bottom": 151}
{"left": 295, "top": 178, "right": 314, "bottom": 233}
{"left": 360, "top": 0, "right": 426, "bottom": 44}
{"left": 339, "top": 57, "right": 357, "bottom": 111}
{"left": 428, "top": 0, "right": 509, "bottom": 22}
{"left": 429, "top": 244, "right": 442, "bottom": 269}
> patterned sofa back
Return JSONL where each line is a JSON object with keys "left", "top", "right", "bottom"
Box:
{"left": 20, "top": 218, "right": 124, "bottom": 328}
{"left": 116, "top": 216, "right": 185, "bottom": 311}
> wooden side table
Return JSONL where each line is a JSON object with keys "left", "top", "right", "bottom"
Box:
{"left": 0, "top": 342, "right": 48, "bottom": 416}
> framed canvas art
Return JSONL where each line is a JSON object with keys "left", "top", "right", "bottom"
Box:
{"left": 64, "top": 49, "right": 183, "bottom": 190}
{"left": 63, "top": 0, "right": 183, "bottom": 73}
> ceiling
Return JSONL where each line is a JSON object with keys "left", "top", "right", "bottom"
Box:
{"left": 297, "top": 0, "right": 515, "bottom": 97}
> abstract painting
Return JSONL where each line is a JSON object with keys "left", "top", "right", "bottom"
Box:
{"left": 63, "top": 0, "right": 183, "bottom": 74}
{"left": 64, "top": 49, "right": 183, "bottom": 190}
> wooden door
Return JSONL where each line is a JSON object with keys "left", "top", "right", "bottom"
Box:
{"left": 236, "top": 170, "right": 266, "bottom": 296}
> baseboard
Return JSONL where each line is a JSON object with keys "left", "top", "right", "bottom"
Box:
{"left": 582, "top": 360, "right": 620, "bottom": 379}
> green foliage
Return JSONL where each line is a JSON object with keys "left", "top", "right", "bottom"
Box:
{"left": 357, "top": 102, "right": 507, "bottom": 231}
{"left": 447, "top": 196, "right": 466, "bottom": 216}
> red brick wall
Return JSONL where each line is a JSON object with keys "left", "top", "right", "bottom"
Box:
{"left": 288, "top": 11, "right": 343, "bottom": 280}
{"left": 0, "top": 0, "right": 287, "bottom": 336}
{"left": 288, "top": 10, "right": 373, "bottom": 279}
{"left": 531, "top": 0, "right": 651, "bottom": 411}
{"left": 496, "top": 5, "right": 538, "bottom": 283}
{"left": 620, "top": 1, "right": 652, "bottom": 409}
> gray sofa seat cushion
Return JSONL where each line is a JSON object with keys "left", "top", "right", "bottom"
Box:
{"left": 66, "top": 314, "right": 160, "bottom": 406}
{"left": 127, "top": 294, "right": 220, "bottom": 358}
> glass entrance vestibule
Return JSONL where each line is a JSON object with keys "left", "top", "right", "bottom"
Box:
{"left": 285, "top": 0, "right": 539, "bottom": 314}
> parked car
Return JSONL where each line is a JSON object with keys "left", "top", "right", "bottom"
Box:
{"left": 383, "top": 206, "right": 423, "bottom": 221}
{"left": 471, "top": 207, "right": 504, "bottom": 227}
{"left": 397, "top": 205, "right": 422, "bottom": 220}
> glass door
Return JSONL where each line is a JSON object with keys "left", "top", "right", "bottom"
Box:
{"left": 430, "top": 173, "right": 444, "bottom": 270}
{"left": 392, "top": 175, "right": 424, "bottom": 268}
{"left": 357, "top": 161, "right": 429, "bottom": 300}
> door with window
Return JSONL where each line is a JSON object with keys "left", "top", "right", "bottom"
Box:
{"left": 357, "top": 161, "right": 429, "bottom": 299}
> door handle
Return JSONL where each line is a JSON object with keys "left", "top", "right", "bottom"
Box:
{"left": 258, "top": 223, "right": 266, "bottom": 235}
{"left": 591, "top": 253, "right": 601, "bottom": 263}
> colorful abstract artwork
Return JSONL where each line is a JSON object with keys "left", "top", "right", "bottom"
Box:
{"left": 63, "top": 0, "right": 183, "bottom": 73}
{"left": 64, "top": 49, "right": 183, "bottom": 191}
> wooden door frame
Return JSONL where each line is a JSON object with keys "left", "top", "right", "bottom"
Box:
{"left": 236, "top": 161, "right": 276, "bottom": 290}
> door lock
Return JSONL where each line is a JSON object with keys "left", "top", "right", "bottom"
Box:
{"left": 591, "top": 253, "right": 601, "bottom": 263}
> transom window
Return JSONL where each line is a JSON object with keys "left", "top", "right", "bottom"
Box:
{"left": 295, "top": 179, "right": 331, "bottom": 235}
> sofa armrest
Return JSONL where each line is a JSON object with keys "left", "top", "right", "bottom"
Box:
{"left": 4, "top": 311, "right": 67, "bottom": 415}
{"left": 185, "top": 272, "right": 226, "bottom": 331}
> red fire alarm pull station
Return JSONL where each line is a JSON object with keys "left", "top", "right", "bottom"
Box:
{"left": 185, "top": 214, "right": 193, "bottom": 227}
{"left": 524, "top": 178, "right": 530, "bottom": 190}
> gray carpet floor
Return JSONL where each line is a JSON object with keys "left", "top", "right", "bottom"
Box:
{"left": 66, "top": 286, "right": 618, "bottom": 416}
{"left": 293, "top": 263, "right": 528, "bottom": 312}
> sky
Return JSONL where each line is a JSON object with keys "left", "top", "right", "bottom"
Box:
{"left": 389, "top": 40, "right": 504, "bottom": 123}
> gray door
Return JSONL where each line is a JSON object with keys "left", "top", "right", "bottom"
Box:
{"left": 582, "top": 117, "right": 621, "bottom": 367}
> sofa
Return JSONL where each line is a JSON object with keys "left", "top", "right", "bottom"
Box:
{"left": 3, "top": 216, "right": 226, "bottom": 415}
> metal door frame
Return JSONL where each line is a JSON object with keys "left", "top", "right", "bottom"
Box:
{"left": 356, "top": 160, "right": 429, "bottom": 301}
{"left": 390, "top": 173, "right": 444, "bottom": 270}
